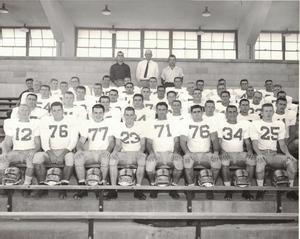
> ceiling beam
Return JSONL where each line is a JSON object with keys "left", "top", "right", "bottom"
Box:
{"left": 39, "top": 0, "right": 75, "bottom": 57}
{"left": 238, "top": 1, "right": 272, "bottom": 59}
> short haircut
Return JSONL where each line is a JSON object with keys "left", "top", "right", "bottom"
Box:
{"left": 71, "top": 76, "right": 80, "bottom": 82}
{"left": 273, "top": 84, "right": 282, "bottom": 88}
{"left": 174, "top": 76, "right": 183, "bottom": 82}
{"left": 102, "top": 75, "right": 110, "bottom": 80}
{"left": 64, "top": 91, "right": 74, "bottom": 97}
{"left": 261, "top": 103, "right": 274, "bottom": 111}
{"left": 133, "top": 93, "right": 144, "bottom": 101}
{"left": 240, "top": 79, "right": 248, "bottom": 84}
{"left": 218, "top": 78, "right": 225, "bottom": 83}
{"left": 51, "top": 78, "right": 58, "bottom": 83}
{"left": 205, "top": 100, "right": 215, "bottom": 106}
{"left": 50, "top": 101, "right": 63, "bottom": 110}
{"left": 239, "top": 99, "right": 250, "bottom": 106}
{"left": 217, "top": 83, "right": 226, "bottom": 88}
{"left": 220, "top": 90, "right": 230, "bottom": 97}
{"left": 109, "top": 89, "right": 118, "bottom": 94}
{"left": 117, "top": 51, "right": 124, "bottom": 55}
{"left": 191, "top": 104, "right": 204, "bottom": 112}
{"left": 94, "top": 83, "right": 102, "bottom": 87}
{"left": 169, "top": 54, "right": 176, "bottom": 59}
{"left": 76, "top": 85, "right": 86, "bottom": 92}
{"left": 142, "top": 86, "right": 150, "bottom": 90}
{"left": 92, "top": 104, "right": 105, "bottom": 112}
{"left": 124, "top": 106, "right": 135, "bottom": 113}
{"left": 277, "top": 90, "right": 286, "bottom": 97}
{"left": 196, "top": 79, "right": 204, "bottom": 84}
{"left": 125, "top": 82, "right": 134, "bottom": 87}
{"left": 40, "top": 84, "right": 50, "bottom": 90}
{"left": 265, "top": 79, "right": 273, "bottom": 84}
{"left": 253, "top": 91, "right": 263, "bottom": 97}
{"left": 157, "top": 85, "right": 165, "bottom": 90}
{"left": 149, "top": 77, "right": 157, "bottom": 81}
{"left": 60, "top": 81, "right": 68, "bottom": 85}
{"left": 167, "top": 91, "right": 177, "bottom": 97}
{"left": 247, "top": 85, "right": 254, "bottom": 89}
{"left": 26, "top": 93, "right": 37, "bottom": 99}
{"left": 26, "top": 78, "right": 33, "bottom": 82}
{"left": 100, "top": 96, "right": 110, "bottom": 102}
{"left": 193, "top": 88, "right": 202, "bottom": 93}
{"left": 156, "top": 101, "right": 168, "bottom": 110}
{"left": 172, "top": 99, "right": 182, "bottom": 105}
{"left": 226, "top": 105, "right": 238, "bottom": 112}
{"left": 276, "top": 97, "right": 287, "bottom": 104}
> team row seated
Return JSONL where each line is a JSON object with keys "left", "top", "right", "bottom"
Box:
{"left": 1, "top": 101, "right": 298, "bottom": 198}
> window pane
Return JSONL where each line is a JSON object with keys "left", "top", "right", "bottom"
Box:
{"left": 89, "top": 39, "right": 101, "bottom": 47}
{"left": 144, "top": 39, "right": 156, "bottom": 48}
{"left": 185, "top": 50, "right": 198, "bottom": 59}
{"left": 117, "top": 31, "right": 128, "bottom": 40}
{"left": 157, "top": 31, "right": 169, "bottom": 39}
{"left": 13, "top": 47, "right": 26, "bottom": 56}
{"left": 14, "top": 29, "right": 26, "bottom": 38}
{"left": 128, "top": 31, "right": 140, "bottom": 40}
{"left": 255, "top": 32, "right": 283, "bottom": 60}
{"left": 101, "top": 39, "right": 112, "bottom": 47}
{"left": 186, "top": 40, "right": 197, "bottom": 49}
{"left": 285, "top": 51, "right": 298, "bottom": 60}
{"left": 41, "top": 48, "right": 54, "bottom": 56}
{"left": 2, "top": 29, "right": 14, "bottom": 38}
{"left": 101, "top": 31, "right": 112, "bottom": 38}
{"left": 212, "top": 33, "right": 224, "bottom": 41}
{"left": 29, "top": 47, "right": 41, "bottom": 56}
{"left": 100, "top": 48, "right": 112, "bottom": 57}
{"left": 212, "top": 50, "right": 224, "bottom": 59}
{"left": 272, "top": 33, "right": 282, "bottom": 41}
{"left": 212, "top": 42, "right": 223, "bottom": 49}
{"left": 201, "top": 33, "right": 211, "bottom": 41}
{"left": 78, "top": 38, "right": 89, "bottom": 47}
{"left": 223, "top": 42, "right": 234, "bottom": 49}
{"left": 201, "top": 50, "right": 212, "bottom": 58}
{"left": 2, "top": 38, "right": 13, "bottom": 46}
{"left": 89, "top": 48, "right": 101, "bottom": 57}
{"left": 42, "top": 30, "right": 54, "bottom": 38}
{"left": 201, "top": 42, "right": 211, "bottom": 49}
{"left": 271, "top": 51, "right": 282, "bottom": 60}
{"left": 224, "top": 33, "right": 235, "bottom": 41}
{"left": 173, "top": 40, "right": 185, "bottom": 48}
{"left": 78, "top": 30, "right": 89, "bottom": 38}
{"left": 77, "top": 47, "right": 89, "bottom": 57}
{"left": 117, "top": 40, "right": 128, "bottom": 48}
{"left": 127, "top": 49, "right": 140, "bottom": 58}
{"left": 173, "top": 31, "right": 184, "bottom": 39}
{"left": 89, "top": 30, "right": 101, "bottom": 38}
{"left": 186, "top": 32, "right": 197, "bottom": 40}
{"left": 172, "top": 49, "right": 184, "bottom": 58}
{"left": 144, "top": 31, "right": 156, "bottom": 39}
{"left": 29, "top": 29, "right": 56, "bottom": 56}
{"left": 259, "top": 33, "right": 270, "bottom": 41}
{"left": 271, "top": 41, "right": 281, "bottom": 50}
{"left": 30, "top": 30, "right": 42, "bottom": 38}
{"left": 0, "top": 47, "right": 13, "bottom": 56}
{"left": 224, "top": 50, "right": 236, "bottom": 59}
{"left": 128, "top": 40, "right": 140, "bottom": 48}
{"left": 156, "top": 49, "right": 169, "bottom": 58}
{"left": 157, "top": 40, "right": 169, "bottom": 48}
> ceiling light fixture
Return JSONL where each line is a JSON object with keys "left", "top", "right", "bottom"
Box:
{"left": 0, "top": 3, "right": 8, "bottom": 14}
{"left": 102, "top": 5, "right": 111, "bottom": 16}
{"left": 202, "top": 6, "right": 211, "bottom": 17}
{"left": 20, "top": 24, "right": 29, "bottom": 33}
{"left": 197, "top": 26, "right": 205, "bottom": 36}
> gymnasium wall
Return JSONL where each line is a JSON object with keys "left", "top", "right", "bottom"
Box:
{"left": 0, "top": 57, "right": 298, "bottom": 100}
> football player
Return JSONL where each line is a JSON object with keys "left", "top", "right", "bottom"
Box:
{"left": 99, "top": 96, "right": 122, "bottom": 121}
{"left": 180, "top": 105, "right": 221, "bottom": 199}
{"left": 218, "top": 105, "right": 256, "bottom": 200}
{"left": 11, "top": 94, "right": 48, "bottom": 120}
{"left": 132, "top": 94, "right": 154, "bottom": 122}
{"left": 0, "top": 104, "right": 40, "bottom": 186}
{"left": 74, "top": 104, "right": 115, "bottom": 199}
{"left": 141, "top": 87, "right": 154, "bottom": 110}
{"left": 145, "top": 102, "right": 183, "bottom": 199}
{"left": 37, "top": 85, "right": 59, "bottom": 111}
{"left": 260, "top": 79, "right": 273, "bottom": 98}
{"left": 237, "top": 99, "right": 260, "bottom": 122}
{"left": 62, "top": 91, "right": 87, "bottom": 120}
{"left": 249, "top": 91, "right": 263, "bottom": 115}
{"left": 109, "top": 107, "right": 147, "bottom": 199}
{"left": 215, "top": 90, "right": 234, "bottom": 114}
{"left": 33, "top": 102, "right": 79, "bottom": 198}
{"left": 50, "top": 78, "right": 61, "bottom": 97}
{"left": 233, "top": 79, "right": 249, "bottom": 100}
{"left": 250, "top": 103, "right": 297, "bottom": 200}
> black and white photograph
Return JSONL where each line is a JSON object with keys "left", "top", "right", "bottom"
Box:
{"left": 0, "top": 0, "right": 298, "bottom": 238}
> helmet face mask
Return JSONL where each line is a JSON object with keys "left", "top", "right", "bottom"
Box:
{"left": 155, "top": 168, "right": 170, "bottom": 187}
{"left": 86, "top": 168, "right": 102, "bottom": 186}
{"left": 198, "top": 169, "right": 214, "bottom": 187}
{"left": 273, "top": 169, "right": 289, "bottom": 187}
{"left": 45, "top": 168, "right": 62, "bottom": 186}
{"left": 233, "top": 169, "right": 249, "bottom": 187}
{"left": 118, "top": 168, "right": 136, "bottom": 186}
{"left": 3, "top": 167, "right": 21, "bottom": 185}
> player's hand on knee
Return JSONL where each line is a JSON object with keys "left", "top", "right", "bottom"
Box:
{"left": 246, "top": 152, "right": 254, "bottom": 160}
{"left": 286, "top": 154, "right": 297, "bottom": 162}
{"left": 102, "top": 150, "right": 110, "bottom": 159}
{"left": 211, "top": 152, "right": 219, "bottom": 162}
{"left": 110, "top": 151, "right": 118, "bottom": 160}
{"left": 221, "top": 152, "right": 229, "bottom": 161}
{"left": 184, "top": 153, "right": 192, "bottom": 164}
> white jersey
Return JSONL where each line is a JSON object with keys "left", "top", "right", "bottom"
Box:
{"left": 51, "top": 89, "right": 62, "bottom": 97}
{"left": 209, "top": 94, "right": 222, "bottom": 104}
{"left": 63, "top": 105, "right": 87, "bottom": 120}
{"left": 10, "top": 106, "right": 48, "bottom": 120}
{"left": 110, "top": 101, "right": 127, "bottom": 112}
{"left": 273, "top": 111, "right": 297, "bottom": 138}
{"left": 134, "top": 108, "right": 155, "bottom": 122}
{"left": 237, "top": 113, "right": 260, "bottom": 122}
{"left": 203, "top": 113, "right": 226, "bottom": 127}
{"left": 115, "top": 122, "right": 145, "bottom": 152}
{"left": 74, "top": 99, "right": 94, "bottom": 113}
{"left": 249, "top": 102, "right": 262, "bottom": 115}
{"left": 250, "top": 119, "right": 286, "bottom": 151}
{"left": 39, "top": 116, "right": 79, "bottom": 151}
{"left": 181, "top": 118, "right": 217, "bottom": 153}
{"left": 233, "top": 89, "right": 247, "bottom": 100}
{"left": 260, "top": 89, "right": 273, "bottom": 98}
{"left": 103, "top": 108, "right": 122, "bottom": 122}
{"left": 68, "top": 85, "right": 91, "bottom": 96}
{"left": 145, "top": 119, "right": 180, "bottom": 152}
{"left": 218, "top": 120, "right": 250, "bottom": 153}
{"left": 80, "top": 118, "right": 115, "bottom": 151}
{"left": 185, "top": 99, "right": 206, "bottom": 112}
{"left": 37, "top": 96, "right": 61, "bottom": 111}
{"left": 4, "top": 119, "right": 40, "bottom": 151}
{"left": 144, "top": 100, "right": 155, "bottom": 111}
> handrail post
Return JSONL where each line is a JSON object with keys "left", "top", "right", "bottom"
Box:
{"left": 186, "top": 191, "right": 193, "bottom": 213}
{"left": 88, "top": 219, "right": 94, "bottom": 239}
{"left": 276, "top": 191, "right": 282, "bottom": 213}
{"left": 195, "top": 221, "right": 201, "bottom": 239}
{"left": 98, "top": 190, "right": 104, "bottom": 212}
{"left": 6, "top": 189, "right": 13, "bottom": 212}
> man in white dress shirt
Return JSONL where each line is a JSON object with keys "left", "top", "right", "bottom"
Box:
{"left": 161, "top": 54, "right": 183, "bottom": 88}
{"left": 136, "top": 49, "right": 159, "bottom": 88}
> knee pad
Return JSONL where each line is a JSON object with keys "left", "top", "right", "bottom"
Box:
{"left": 183, "top": 154, "right": 194, "bottom": 169}
{"left": 173, "top": 154, "right": 183, "bottom": 170}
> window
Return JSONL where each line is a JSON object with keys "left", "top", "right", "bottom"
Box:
{"left": 144, "top": 31, "right": 170, "bottom": 58}
{"left": 29, "top": 29, "right": 56, "bottom": 56}
{"left": 115, "top": 30, "right": 141, "bottom": 58}
{"left": 0, "top": 28, "right": 26, "bottom": 56}
{"left": 76, "top": 29, "right": 112, "bottom": 57}
{"left": 284, "top": 33, "right": 300, "bottom": 61}
{"left": 172, "top": 31, "right": 198, "bottom": 59}
{"left": 200, "top": 32, "right": 236, "bottom": 59}
{"left": 254, "top": 33, "right": 282, "bottom": 60}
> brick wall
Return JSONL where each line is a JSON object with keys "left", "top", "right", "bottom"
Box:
{"left": 0, "top": 57, "right": 298, "bottom": 99}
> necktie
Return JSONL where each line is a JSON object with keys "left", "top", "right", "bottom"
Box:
{"left": 144, "top": 61, "right": 149, "bottom": 78}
